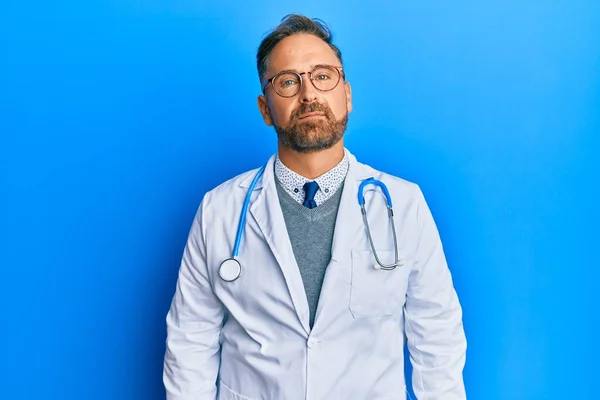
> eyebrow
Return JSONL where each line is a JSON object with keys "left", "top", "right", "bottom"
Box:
{"left": 272, "top": 64, "right": 342, "bottom": 75}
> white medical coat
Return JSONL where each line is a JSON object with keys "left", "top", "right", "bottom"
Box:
{"left": 164, "top": 150, "right": 467, "bottom": 400}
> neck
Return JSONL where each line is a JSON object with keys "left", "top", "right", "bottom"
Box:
{"left": 278, "top": 141, "right": 345, "bottom": 179}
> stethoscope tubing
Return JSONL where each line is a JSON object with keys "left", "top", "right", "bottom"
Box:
{"left": 222, "top": 168, "right": 403, "bottom": 282}
{"left": 232, "top": 165, "right": 266, "bottom": 258}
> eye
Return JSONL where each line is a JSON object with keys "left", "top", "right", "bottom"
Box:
{"left": 315, "top": 74, "right": 330, "bottom": 81}
{"left": 275, "top": 73, "right": 300, "bottom": 89}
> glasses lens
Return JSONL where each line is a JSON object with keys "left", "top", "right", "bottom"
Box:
{"left": 273, "top": 72, "right": 301, "bottom": 97}
{"left": 311, "top": 66, "right": 340, "bottom": 91}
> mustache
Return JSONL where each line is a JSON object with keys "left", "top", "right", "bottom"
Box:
{"left": 292, "top": 103, "right": 334, "bottom": 121}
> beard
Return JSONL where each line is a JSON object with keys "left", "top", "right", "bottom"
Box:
{"left": 274, "top": 102, "right": 348, "bottom": 154}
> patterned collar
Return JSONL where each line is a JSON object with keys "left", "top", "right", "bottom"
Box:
{"left": 274, "top": 151, "right": 349, "bottom": 206}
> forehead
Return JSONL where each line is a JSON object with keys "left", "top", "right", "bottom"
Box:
{"left": 266, "top": 34, "right": 341, "bottom": 75}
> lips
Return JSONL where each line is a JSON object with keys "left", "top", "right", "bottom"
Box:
{"left": 297, "top": 112, "right": 326, "bottom": 120}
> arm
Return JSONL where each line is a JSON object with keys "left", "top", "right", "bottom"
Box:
{"left": 163, "top": 196, "right": 224, "bottom": 400}
{"left": 404, "top": 187, "right": 467, "bottom": 399}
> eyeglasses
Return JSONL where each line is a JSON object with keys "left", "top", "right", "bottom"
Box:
{"left": 262, "top": 65, "right": 344, "bottom": 98}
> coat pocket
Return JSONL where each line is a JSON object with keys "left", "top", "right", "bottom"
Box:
{"left": 218, "top": 380, "right": 256, "bottom": 400}
{"left": 349, "top": 250, "right": 409, "bottom": 318}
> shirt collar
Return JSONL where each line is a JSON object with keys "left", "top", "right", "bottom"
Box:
{"left": 274, "top": 150, "right": 349, "bottom": 205}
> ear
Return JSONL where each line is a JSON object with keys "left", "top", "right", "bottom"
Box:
{"left": 257, "top": 95, "right": 273, "bottom": 126}
{"left": 344, "top": 81, "right": 353, "bottom": 114}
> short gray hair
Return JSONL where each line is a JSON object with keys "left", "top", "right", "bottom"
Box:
{"left": 256, "top": 14, "right": 343, "bottom": 83}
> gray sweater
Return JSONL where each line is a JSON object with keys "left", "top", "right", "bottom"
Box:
{"left": 275, "top": 178, "right": 344, "bottom": 328}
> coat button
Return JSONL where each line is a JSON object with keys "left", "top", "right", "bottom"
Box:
{"left": 307, "top": 338, "right": 317, "bottom": 348}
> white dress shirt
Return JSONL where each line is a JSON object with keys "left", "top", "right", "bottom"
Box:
{"left": 274, "top": 151, "right": 349, "bottom": 206}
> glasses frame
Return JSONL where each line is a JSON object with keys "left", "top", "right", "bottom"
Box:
{"left": 261, "top": 64, "right": 345, "bottom": 98}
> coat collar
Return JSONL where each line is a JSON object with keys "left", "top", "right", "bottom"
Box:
{"left": 238, "top": 148, "right": 372, "bottom": 190}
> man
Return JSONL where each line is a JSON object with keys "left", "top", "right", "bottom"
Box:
{"left": 164, "top": 14, "right": 466, "bottom": 400}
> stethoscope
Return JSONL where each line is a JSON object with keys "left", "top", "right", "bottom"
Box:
{"left": 218, "top": 166, "right": 403, "bottom": 282}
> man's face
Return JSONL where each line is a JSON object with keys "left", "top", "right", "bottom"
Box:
{"left": 258, "top": 34, "right": 353, "bottom": 153}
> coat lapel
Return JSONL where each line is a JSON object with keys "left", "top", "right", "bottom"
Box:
{"left": 245, "top": 155, "right": 311, "bottom": 334}
{"left": 315, "top": 152, "right": 370, "bottom": 321}
{"left": 330, "top": 152, "right": 368, "bottom": 264}
{"left": 241, "top": 151, "right": 372, "bottom": 333}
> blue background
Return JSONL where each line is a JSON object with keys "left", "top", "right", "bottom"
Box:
{"left": 1, "top": 1, "right": 598, "bottom": 399}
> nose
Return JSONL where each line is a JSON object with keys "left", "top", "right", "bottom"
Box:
{"left": 299, "top": 74, "right": 318, "bottom": 103}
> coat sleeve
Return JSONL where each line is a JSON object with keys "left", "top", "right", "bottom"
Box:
{"left": 163, "top": 196, "right": 224, "bottom": 400}
{"left": 403, "top": 186, "right": 467, "bottom": 399}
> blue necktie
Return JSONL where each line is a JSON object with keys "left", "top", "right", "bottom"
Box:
{"left": 303, "top": 181, "right": 319, "bottom": 209}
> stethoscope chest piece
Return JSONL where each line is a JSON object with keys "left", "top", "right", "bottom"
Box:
{"left": 219, "top": 258, "right": 242, "bottom": 282}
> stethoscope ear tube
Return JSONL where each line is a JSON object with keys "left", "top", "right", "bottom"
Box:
{"left": 358, "top": 177, "right": 394, "bottom": 208}
{"left": 232, "top": 166, "right": 266, "bottom": 258}
{"left": 359, "top": 178, "right": 402, "bottom": 270}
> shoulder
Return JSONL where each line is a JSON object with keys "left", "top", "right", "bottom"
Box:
{"left": 201, "top": 166, "right": 262, "bottom": 209}
{"left": 352, "top": 156, "right": 424, "bottom": 201}
{"left": 352, "top": 155, "right": 435, "bottom": 238}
